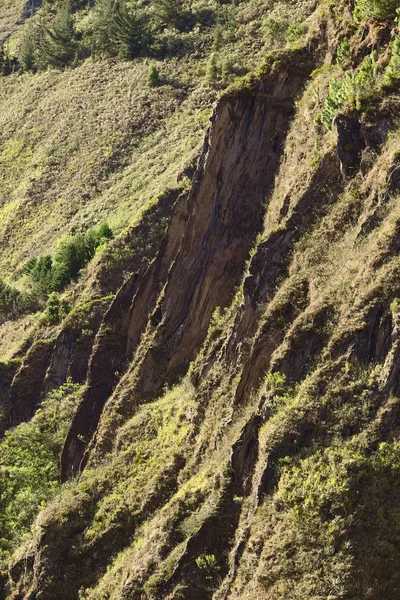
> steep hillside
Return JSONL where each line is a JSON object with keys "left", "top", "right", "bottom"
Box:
{"left": 1, "top": 0, "right": 400, "bottom": 598}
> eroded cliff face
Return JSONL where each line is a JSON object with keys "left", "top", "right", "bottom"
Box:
{"left": 61, "top": 44, "right": 319, "bottom": 481}
{"left": 3, "top": 10, "right": 400, "bottom": 600}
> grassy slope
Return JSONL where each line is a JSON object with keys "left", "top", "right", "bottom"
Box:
{"left": 0, "top": 0, "right": 26, "bottom": 41}
{"left": 0, "top": 0, "right": 318, "bottom": 279}
{"left": 2, "top": 0, "right": 400, "bottom": 599}
{"left": 0, "top": 59, "right": 210, "bottom": 274}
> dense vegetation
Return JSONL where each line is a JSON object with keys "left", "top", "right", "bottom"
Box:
{"left": 0, "top": 223, "right": 112, "bottom": 324}
{"left": 2, "top": 0, "right": 314, "bottom": 74}
{"left": 0, "top": 380, "right": 81, "bottom": 560}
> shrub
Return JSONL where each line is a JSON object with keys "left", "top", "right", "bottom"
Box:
{"left": 24, "top": 223, "right": 113, "bottom": 298}
{"left": 221, "top": 57, "right": 234, "bottom": 81}
{"left": 0, "top": 278, "right": 22, "bottom": 319}
{"left": 287, "top": 22, "right": 308, "bottom": 44}
{"left": 0, "top": 43, "right": 15, "bottom": 75}
{"left": 317, "top": 51, "right": 379, "bottom": 129}
{"left": 152, "top": 0, "right": 187, "bottom": 31}
{"left": 52, "top": 225, "right": 112, "bottom": 289}
{"left": 196, "top": 554, "right": 220, "bottom": 575}
{"left": 42, "top": 292, "right": 71, "bottom": 325}
{"left": 23, "top": 255, "right": 54, "bottom": 296}
{"left": 19, "top": 6, "right": 78, "bottom": 72}
{"left": 37, "top": 4, "right": 78, "bottom": 69}
{"left": 384, "top": 38, "right": 400, "bottom": 85}
{"left": 336, "top": 38, "right": 351, "bottom": 66}
{"left": 0, "top": 380, "right": 81, "bottom": 559}
{"left": 317, "top": 72, "right": 355, "bottom": 129}
{"left": 0, "top": 278, "right": 36, "bottom": 323}
{"left": 18, "top": 21, "right": 44, "bottom": 72}
{"left": 148, "top": 63, "right": 161, "bottom": 87}
{"left": 354, "top": 0, "right": 400, "bottom": 20}
{"left": 53, "top": 234, "right": 88, "bottom": 286}
{"left": 206, "top": 52, "right": 219, "bottom": 84}
{"left": 263, "top": 17, "right": 288, "bottom": 49}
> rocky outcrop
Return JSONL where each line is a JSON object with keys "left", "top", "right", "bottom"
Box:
{"left": 43, "top": 297, "right": 111, "bottom": 395}
{"left": 8, "top": 337, "right": 56, "bottom": 427}
{"left": 334, "top": 113, "right": 365, "bottom": 179}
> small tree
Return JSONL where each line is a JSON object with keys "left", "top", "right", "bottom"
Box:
{"left": 19, "top": 21, "right": 44, "bottom": 71}
{"left": 384, "top": 38, "right": 400, "bottom": 85}
{"left": 43, "top": 292, "right": 61, "bottom": 325}
{"left": 206, "top": 53, "right": 219, "bottom": 84}
{"left": 148, "top": 63, "right": 161, "bottom": 87}
{"left": 221, "top": 57, "right": 234, "bottom": 81}
{"left": 23, "top": 255, "right": 54, "bottom": 296}
{"left": 37, "top": 5, "right": 77, "bottom": 69}
{"left": 91, "top": 0, "right": 150, "bottom": 59}
{"left": 263, "top": 17, "right": 288, "bottom": 49}
{"left": 152, "top": 0, "right": 186, "bottom": 30}
{"left": 0, "top": 43, "right": 14, "bottom": 75}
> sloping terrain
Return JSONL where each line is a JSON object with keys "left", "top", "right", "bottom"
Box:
{"left": 1, "top": 0, "right": 400, "bottom": 599}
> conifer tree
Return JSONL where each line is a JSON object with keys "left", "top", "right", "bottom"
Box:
{"left": 37, "top": 4, "right": 77, "bottom": 69}
{"left": 91, "top": 0, "right": 150, "bottom": 59}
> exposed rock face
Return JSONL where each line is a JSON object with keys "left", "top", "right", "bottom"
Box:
{"left": 8, "top": 337, "right": 55, "bottom": 427}
{"left": 334, "top": 113, "right": 365, "bottom": 178}
{"left": 60, "top": 274, "right": 142, "bottom": 480}
{"left": 0, "top": 360, "right": 19, "bottom": 436}
{"left": 60, "top": 45, "right": 319, "bottom": 480}
{"left": 43, "top": 298, "right": 109, "bottom": 395}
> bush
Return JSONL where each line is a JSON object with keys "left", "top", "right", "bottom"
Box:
{"left": 0, "top": 278, "right": 36, "bottom": 323}
{"left": 19, "top": 6, "right": 78, "bottom": 72}
{"left": 206, "top": 52, "right": 219, "bottom": 84}
{"left": 221, "top": 57, "right": 234, "bottom": 81}
{"left": 38, "top": 4, "right": 78, "bottom": 69}
{"left": 18, "top": 21, "right": 44, "bottom": 72}
{"left": 336, "top": 38, "right": 351, "bottom": 67}
{"left": 152, "top": 0, "right": 188, "bottom": 31}
{"left": 196, "top": 553, "right": 220, "bottom": 577}
{"left": 147, "top": 63, "right": 161, "bottom": 87}
{"left": 384, "top": 38, "right": 400, "bottom": 85}
{"left": 23, "top": 255, "right": 54, "bottom": 296}
{"left": 263, "top": 17, "right": 288, "bottom": 49}
{"left": 317, "top": 72, "right": 355, "bottom": 130}
{"left": 24, "top": 223, "right": 113, "bottom": 297}
{"left": 0, "top": 43, "right": 16, "bottom": 75}
{"left": 317, "top": 51, "right": 379, "bottom": 129}
{"left": 0, "top": 380, "right": 81, "bottom": 559}
{"left": 287, "top": 22, "right": 308, "bottom": 44}
{"left": 42, "top": 292, "right": 71, "bottom": 325}
{"left": 354, "top": 0, "right": 400, "bottom": 20}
